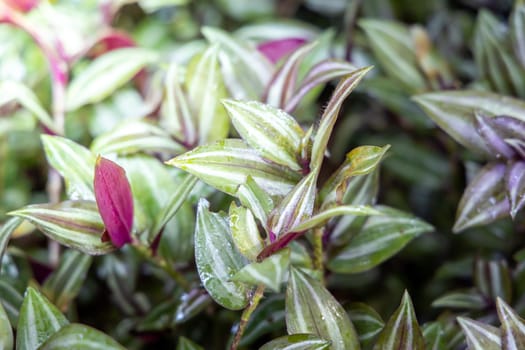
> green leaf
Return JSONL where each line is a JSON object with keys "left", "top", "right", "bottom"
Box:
{"left": 286, "top": 267, "right": 360, "bottom": 350}
{"left": 9, "top": 201, "right": 115, "bottom": 255}
{"left": 432, "top": 290, "right": 488, "bottom": 310}
{"left": 186, "top": 46, "right": 229, "bottom": 144}
{"left": 231, "top": 248, "right": 290, "bottom": 292}
{"left": 39, "top": 323, "right": 125, "bottom": 350}
{"left": 41, "top": 135, "right": 96, "bottom": 200}
{"left": 177, "top": 336, "right": 204, "bottom": 350}
{"left": 202, "top": 27, "right": 273, "bottom": 100}
{"left": 0, "top": 301, "right": 13, "bottom": 350}
{"left": 259, "top": 334, "right": 331, "bottom": 350}
{"left": 159, "top": 201, "right": 196, "bottom": 264}
{"left": 511, "top": 3, "right": 525, "bottom": 68}
{"left": 0, "top": 280, "right": 23, "bottom": 327}
{"left": 413, "top": 91, "right": 525, "bottom": 156}
{"left": 174, "top": 289, "right": 212, "bottom": 324}
{"left": 0, "top": 81, "right": 57, "bottom": 133}
{"left": 166, "top": 139, "right": 301, "bottom": 197}
{"left": 474, "top": 259, "right": 512, "bottom": 302}
{"left": 454, "top": 163, "right": 509, "bottom": 232}
{"left": 0, "top": 217, "right": 22, "bottom": 265}
{"left": 457, "top": 317, "right": 501, "bottom": 350}
{"left": 348, "top": 303, "right": 384, "bottom": 347}
{"left": 223, "top": 100, "right": 304, "bottom": 171}
{"left": 90, "top": 120, "right": 184, "bottom": 155}
{"left": 269, "top": 171, "right": 317, "bottom": 237}
{"left": 236, "top": 175, "right": 274, "bottom": 228}
{"left": 229, "top": 203, "right": 264, "bottom": 261}
{"left": 373, "top": 291, "right": 425, "bottom": 350}
{"left": 43, "top": 250, "right": 92, "bottom": 311}
{"left": 67, "top": 48, "right": 158, "bottom": 110}
{"left": 195, "top": 199, "right": 250, "bottom": 310}
{"left": 497, "top": 297, "right": 525, "bottom": 350}
{"left": 310, "top": 67, "right": 372, "bottom": 171}
{"left": 359, "top": 20, "right": 426, "bottom": 93}
{"left": 422, "top": 322, "right": 447, "bottom": 350}
{"left": 16, "top": 287, "right": 69, "bottom": 350}
{"left": 328, "top": 206, "right": 433, "bottom": 273}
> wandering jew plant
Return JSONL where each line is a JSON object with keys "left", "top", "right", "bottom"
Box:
{"left": 1, "top": 0, "right": 525, "bottom": 349}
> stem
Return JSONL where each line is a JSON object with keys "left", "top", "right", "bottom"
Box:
{"left": 230, "top": 285, "right": 265, "bottom": 350}
{"left": 313, "top": 227, "right": 324, "bottom": 283}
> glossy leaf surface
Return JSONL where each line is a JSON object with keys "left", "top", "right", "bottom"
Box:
{"left": 39, "top": 323, "right": 125, "bottom": 350}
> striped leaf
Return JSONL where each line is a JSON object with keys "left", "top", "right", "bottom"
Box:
{"left": 260, "top": 334, "right": 331, "bottom": 350}
{"left": 286, "top": 267, "right": 360, "bottom": 350}
{"left": 39, "top": 323, "right": 125, "bottom": 350}
{"left": 505, "top": 161, "right": 525, "bottom": 218}
{"left": 186, "top": 46, "right": 229, "bottom": 144}
{"left": 454, "top": 163, "right": 510, "bottom": 232}
{"left": 90, "top": 120, "right": 184, "bottom": 156}
{"left": 161, "top": 62, "right": 197, "bottom": 145}
{"left": 9, "top": 201, "right": 115, "bottom": 255}
{"left": 348, "top": 303, "right": 384, "bottom": 347}
{"left": 0, "top": 280, "right": 24, "bottom": 326}
{"left": 497, "top": 297, "right": 525, "bottom": 350}
{"left": 0, "top": 217, "right": 22, "bottom": 264}
{"left": 269, "top": 171, "right": 317, "bottom": 238}
{"left": 413, "top": 91, "right": 525, "bottom": 157}
{"left": 373, "top": 291, "right": 425, "bottom": 350}
{"left": 166, "top": 139, "right": 301, "bottom": 197}
{"left": 457, "top": 317, "right": 501, "bottom": 350}
{"left": 511, "top": 3, "right": 525, "bottom": 67}
{"left": 359, "top": 20, "right": 426, "bottom": 93}
{"left": 236, "top": 175, "right": 274, "bottom": 228}
{"left": 231, "top": 248, "right": 290, "bottom": 292}
{"left": 310, "top": 67, "right": 372, "bottom": 171}
{"left": 432, "top": 290, "right": 488, "bottom": 310}
{"left": 66, "top": 48, "right": 159, "bottom": 110}
{"left": 229, "top": 203, "right": 264, "bottom": 261}
{"left": 43, "top": 250, "right": 92, "bottom": 311}
{"left": 422, "top": 322, "right": 447, "bottom": 350}
{"left": 223, "top": 100, "right": 304, "bottom": 171}
{"left": 0, "top": 301, "right": 13, "bottom": 350}
{"left": 195, "top": 199, "right": 250, "bottom": 310}
{"left": 174, "top": 289, "right": 212, "bottom": 324}
{"left": 328, "top": 206, "right": 433, "bottom": 273}
{"left": 474, "top": 259, "right": 512, "bottom": 302}
{"left": 0, "top": 80, "right": 56, "bottom": 133}
{"left": 202, "top": 27, "right": 273, "bottom": 100}
{"left": 16, "top": 287, "right": 69, "bottom": 350}
{"left": 41, "top": 135, "right": 96, "bottom": 200}
{"left": 177, "top": 336, "right": 204, "bottom": 350}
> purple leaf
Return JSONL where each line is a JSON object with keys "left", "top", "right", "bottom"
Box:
{"left": 491, "top": 115, "right": 525, "bottom": 139}
{"left": 505, "top": 138, "right": 525, "bottom": 158}
{"left": 257, "top": 38, "right": 307, "bottom": 64}
{"left": 94, "top": 156, "right": 133, "bottom": 248}
{"left": 505, "top": 161, "right": 525, "bottom": 218}
{"left": 474, "top": 111, "right": 516, "bottom": 159}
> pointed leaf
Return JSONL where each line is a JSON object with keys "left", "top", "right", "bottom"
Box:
{"left": 0, "top": 217, "right": 22, "bottom": 265}
{"left": 177, "top": 336, "right": 204, "bottom": 350}
{"left": 413, "top": 91, "right": 525, "bottom": 156}
{"left": 223, "top": 100, "right": 304, "bottom": 171}
{"left": 457, "top": 317, "right": 501, "bottom": 350}
{"left": 497, "top": 297, "right": 525, "bottom": 350}
{"left": 348, "top": 303, "right": 384, "bottom": 347}
{"left": 94, "top": 157, "right": 133, "bottom": 248}
{"left": 229, "top": 203, "right": 264, "bottom": 261}
{"left": 373, "top": 291, "right": 425, "bottom": 350}
{"left": 310, "top": 67, "right": 372, "bottom": 171}
{"left": 41, "top": 135, "right": 96, "bottom": 200}
{"left": 43, "top": 250, "right": 92, "bottom": 311}
{"left": 269, "top": 171, "right": 317, "bottom": 238}
{"left": 195, "top": 199, "right": 250, "bottom": 310}
{"left": 474, "top": 111, "right": 515, "bottom": 159}
{"left": 66, "top": 48, "right": 158, "bottom": 110}
{"left": 202, "top": 27, "right": 273, "bottom": 100}
{"left": 454, "top": 163, "right": 510, "bottom": 232}
{"left": 186, "top": 46, "right": 229, "bottom": 144}
{"left": 286, "top": 267, "right": 360, "bottom": 350}
{"left": 232, "top": 248, "right": 290, "bottom": 292}
{"left": 90, "top": 120, "right": 184, "bottom": 155}
{"left": 290, "top": 205, "right": 382, "bottom": 232}
{"left": 0, "top": 81, "right": 56, "bottom": 133}
{"left": 39, "top": 323, "right": 125, "bottom": 350}
{"left": 328, "top": 207, "right": 433, "bottom": 273}
{"left": 422, "top": 322, "right": 446, "bottom": 350}
{"left": 166, "top": 139, "right": 301, "bottom": 197}
{"left": 505, "top": 161, "right": 525, "bottom": 218}
{"left": 432, "top": 290, "right": 488, "bottom": 310}
{"left": 0, "top": 301, "right": 13, "bottom": 350}
{"left": 260, "top": 334, "right": 331, "bottom": 350}
{"left": 236, "top": 176, "right": 274, "bottom": 227}
{"left": 16, "top": 287, "right": 69, "bottom": 350}
{"left": 9, "top": 201, "right": 115, "bottom": 255}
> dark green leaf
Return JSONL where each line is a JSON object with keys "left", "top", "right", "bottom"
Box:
{"left": 0, "top": 301, "right": 13, "bottom": 350}
{"left": 422, "top": 322, "right": 447, "bottom": 350}
{"left": 432, "top": 290, "right": 488, "bottom": 310}
{"left": 39, "top": 323, "right": 125, "bottom": 350}
{"left": 497, "top": 297, "right": 525, "bottom": 350}
{"left": 348, "top": 303, "right": 384, "bottom": 347}
{"left": 457, "top": 316, "right": 501, "bottom": 350}
{"left": 474, "top": 259, "right": 512, "bottom": 302}
{"left": 177, "top": 336, "right": 204, "bottom": 350}
{"left": 259, "top": 334, "right": 331, "bottom": 350}
{"left": 0, "top": 279, "right": 23, "bottom": 326}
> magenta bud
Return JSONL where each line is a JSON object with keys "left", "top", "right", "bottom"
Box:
{"left": 257, "top": 38, "right": 307, "bottom": 64}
